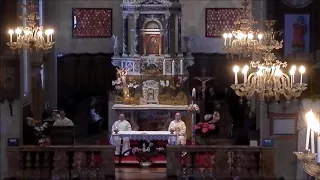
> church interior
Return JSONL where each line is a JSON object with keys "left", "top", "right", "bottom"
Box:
{"left": 1, "top": 0, "right": 320, "bottom": 179}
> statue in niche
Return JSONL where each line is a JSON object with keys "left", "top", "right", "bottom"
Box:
{"left": 183, "top": 36, "right": 193, "bottom": 57}
{"left": 112, "top": 35, "right": 119, "bottom": 57}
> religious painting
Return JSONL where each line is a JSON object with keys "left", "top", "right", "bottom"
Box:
{"left": 205, "top": 8, "right": 241, "bottom": 37}
{"left": 284, "top": 14, "right": 310, "bottom": 56}
{"left": 0, "top": 58, "right": 20, "bottom": 99}
{"left": 72, "top": 8, "right": 112, "bottom": 38}
{"left": 143, "top": 34, "right": 162, "bottom": 55}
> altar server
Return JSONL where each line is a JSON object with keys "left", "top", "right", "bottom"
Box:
{"left": 168, "top": 112, "right": 186, "bottom": 145}
{"left": 110, "top": 113, "right": 132, "bottom": 156}
{"left": 53, "top": 110, "right": 74, "bottom": 126}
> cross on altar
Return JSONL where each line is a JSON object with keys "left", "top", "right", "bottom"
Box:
{"left": 193, "top": 69, "right": 214, "bottom": 118}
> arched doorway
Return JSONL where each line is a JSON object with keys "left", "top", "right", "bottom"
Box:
{"left": 141, "top": 20, "right": 163, "bottom": 55}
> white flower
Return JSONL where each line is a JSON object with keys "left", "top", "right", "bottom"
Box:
{"left": 34, "top": 127, "right": 40, "bottom": 131}
{"left": 166, "top": 80, "right": 169, "bottom": 86}
{"left": 160, "top": 80, "right": 165, "bottom": 87}
{"left": 128, "top": 83, "right": 134, "bottom": 88}
{"left": 133, "top": 85, "right": 139, "bottom": 88}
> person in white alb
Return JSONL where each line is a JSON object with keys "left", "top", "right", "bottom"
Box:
{"left": 53, "top": 110, "right": 74, "bottom": 126}
{"left": 168, "top": 112, "right": 186, "bottom": 145}
{"left": 110, "top": 113, "right": 132, "bottom": 156}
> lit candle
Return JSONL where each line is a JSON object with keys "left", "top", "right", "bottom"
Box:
{"left": 8, "top": 29, "right": 13, "bottom": 43}
{"left": 180, "top": 60, "right": 183, "bottom": 75}
{"left": 46, "top": 35, "right": 49, "bottom": 43}
{"left": 317, "top": 135, "right": 320, "bottom": 162}
{"left": 192, "top": 88, "right": 196, "bottom": 97}
{"left": 306, "top": 125, "right": 310, "bottom": 151}
{"left": 233, "top": 66, "right": 240, "bottom": 85}
{"left": 223, "top": 33, "right": 227, "bottom": 46}
{"left": 50, "top": 34, "right": 53, "bottom": 42}
{"left": 172, "top": 60, "right": 175, "bottom": 75}
{"left": 311, "top": 131, "right": 315, "bottom": 153}
{"left": 163, "top": 60, "right": 166, "bottom": 75}
{"left": 299, "top": 66, "right": 305, "bottom": 86}
{"left": 242, "top": 65, "right": 249, "bottom": 84}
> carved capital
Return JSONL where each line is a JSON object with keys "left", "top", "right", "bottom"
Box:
{"left": 133, "top": 13, "right": 139, "bottom": 20}
{"left": 165, "top": 13, "right": 171, "bottom": 20}
{"left": 122, "top": 13, "right": 128, "bottom": 19}
{"left": 177, "top": 14, "right": 182, "bottom": 20}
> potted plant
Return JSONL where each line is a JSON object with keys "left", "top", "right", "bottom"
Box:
{"left": 194, "top": 112, "right": 220, "bottom": 145}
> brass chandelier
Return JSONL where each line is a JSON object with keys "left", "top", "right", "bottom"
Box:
{"left": 227, "top": 0, "right": 307, "bottom": 101}
{"left": 7, "top": 0, "right": 54, "bottom": 51}
{"left": 231, "top": 53, "right": 307, "bottom": 101}
{"left": 222, "top": 1, "right": 283, "bottom": 57}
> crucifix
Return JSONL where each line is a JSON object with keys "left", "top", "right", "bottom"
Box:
{"left": 193, "top": 69, "right": 214, "bottom": 119}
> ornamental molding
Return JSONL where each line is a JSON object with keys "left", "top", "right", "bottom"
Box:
{"left": 282, "top": 0, "right": 314, "bottom": 8}
{"left": 121, "top": 0, "right": 173, "bottom": 8}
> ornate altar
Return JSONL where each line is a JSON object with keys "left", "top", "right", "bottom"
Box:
{"left": 109, "top": 0, "right": 194, "bottom": 131}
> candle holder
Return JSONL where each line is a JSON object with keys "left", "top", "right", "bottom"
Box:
{"left": 294, "top": 151, "right": 320, "bottom": 179}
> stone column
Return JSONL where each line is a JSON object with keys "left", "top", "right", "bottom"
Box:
{"left": 164, "top": 13, "right": 171, "bottom": 56}
{"left": 132, "top": 14, "right": 139, "bottom": 57}
{"left": 122, "top": 13, "right": 128, "bottom": 57}
{"left": 29, "top": 51, "right": 44, "bottom": 121}
{"left": 177, "top": 14, "right": 182, "bottom": 56}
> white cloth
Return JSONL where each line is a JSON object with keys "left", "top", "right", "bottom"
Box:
{"left": 112, "top": 131, "right": 177, "bottom": 144}
{"left": 90, "top": 108, "right": 102, "bottom": 122}
{"left": 168, "top": 119, "right": 186, "bottom": 145}
{"left": 53, "top": 117, "right": 74, "bottom": 126}
{"left": 110, "top": 120, "right": 132, "bottom": 155}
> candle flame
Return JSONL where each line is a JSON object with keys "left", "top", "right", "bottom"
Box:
{"left": 306, "top": 110, "right": 320, "bottom": 133}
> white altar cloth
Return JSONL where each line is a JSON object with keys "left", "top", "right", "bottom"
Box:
{"left": 112, "top": 131, "right": 177, "bottom": 141}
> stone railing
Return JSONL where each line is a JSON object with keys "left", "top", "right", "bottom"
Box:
{"left": 7, "top": 145, "right": 115, "bottom": 179}
{"left": 166, "top": 145, "right": 275, "bottom": 180}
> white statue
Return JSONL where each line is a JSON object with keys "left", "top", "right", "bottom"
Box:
{"left": 112, "top": 35, "right": 119, "bottom": 57}
{"left": 183, "top": 36, "right": 193, "bottom": 57}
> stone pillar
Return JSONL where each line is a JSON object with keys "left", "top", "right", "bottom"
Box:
{"left": 122, "top": 13, "right": 128, "bottom": 57}
{"left": 164, "top": 13, "right": 171, "bottom": 56}
{"left": 29, "top": 51, "right": 44, "bottom": 121}
{"left": 177, "top": 14, "right": 182, "bottom": 56}
{"left": 132, "top": 14, "right": 139, "bottom": 57}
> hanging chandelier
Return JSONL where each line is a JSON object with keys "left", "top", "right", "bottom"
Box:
{"left": 222, "top": 0, "right": 282, "bottom": 57}
{"left": 7, "top": 0, "right": 54, "bottom": 51}
{"left": 231, "top": 52, "right": 307, "bottom": 101}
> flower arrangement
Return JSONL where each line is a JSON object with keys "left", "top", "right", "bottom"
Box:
{"left": 26, "top": 117, "right": 50, "bottom": 146}
{"left": 187, "top": 104, "right": 200, "bottom": 113}
{"left": 194, "top": 122, "right": 216, "bottom": 137}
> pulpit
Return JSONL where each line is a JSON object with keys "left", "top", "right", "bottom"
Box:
{"left": 50, "top": 126, "right": 75, "bottom": 145}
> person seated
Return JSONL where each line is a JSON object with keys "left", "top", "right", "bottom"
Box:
{"left": 110, "top": 113, "right": 132, "bottom": 156}
{"left": 168, "top": 112, "right": 186, "bottom": 145}
{"left": 53, "top": 110, "right": 74, "bottom": 126}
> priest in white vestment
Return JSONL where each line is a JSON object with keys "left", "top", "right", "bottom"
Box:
{"left": 53, "top": 110, "right": 74, "bottom": 126}
{"left": 168, "top": 112, "right": 186, "bottom": 145}
{"left": 110, "top": 113, "right": 132, "bottom": 156}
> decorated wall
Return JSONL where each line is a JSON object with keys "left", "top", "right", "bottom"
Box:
{"left": 44, "top": 0, "right": 266, "bottom": 54}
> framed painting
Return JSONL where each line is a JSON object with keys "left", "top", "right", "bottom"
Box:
{"left": 284, "top": 13, "right": 310, "bottom": 56}
{"left": 72, "top": 8, "right": 112, "bottom": 38}
{"left": 0, "top": 58, "right": 20, "bottom": 99}
{"left": 205, "top": 8, "right": 241, "bottom": 37}
{"left": 269, "top": 112, "right": 298, "bottom": 140}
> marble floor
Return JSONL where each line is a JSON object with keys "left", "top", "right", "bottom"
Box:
{"left": 115, "top": 168, "right": 166, "bottom": 180}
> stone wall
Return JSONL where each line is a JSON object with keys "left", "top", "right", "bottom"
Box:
{"left": 45, "top": 0, "right": 266, "bottom": 54}
{"left": 0, "top": 100, "right": 21, "bottom": 179}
